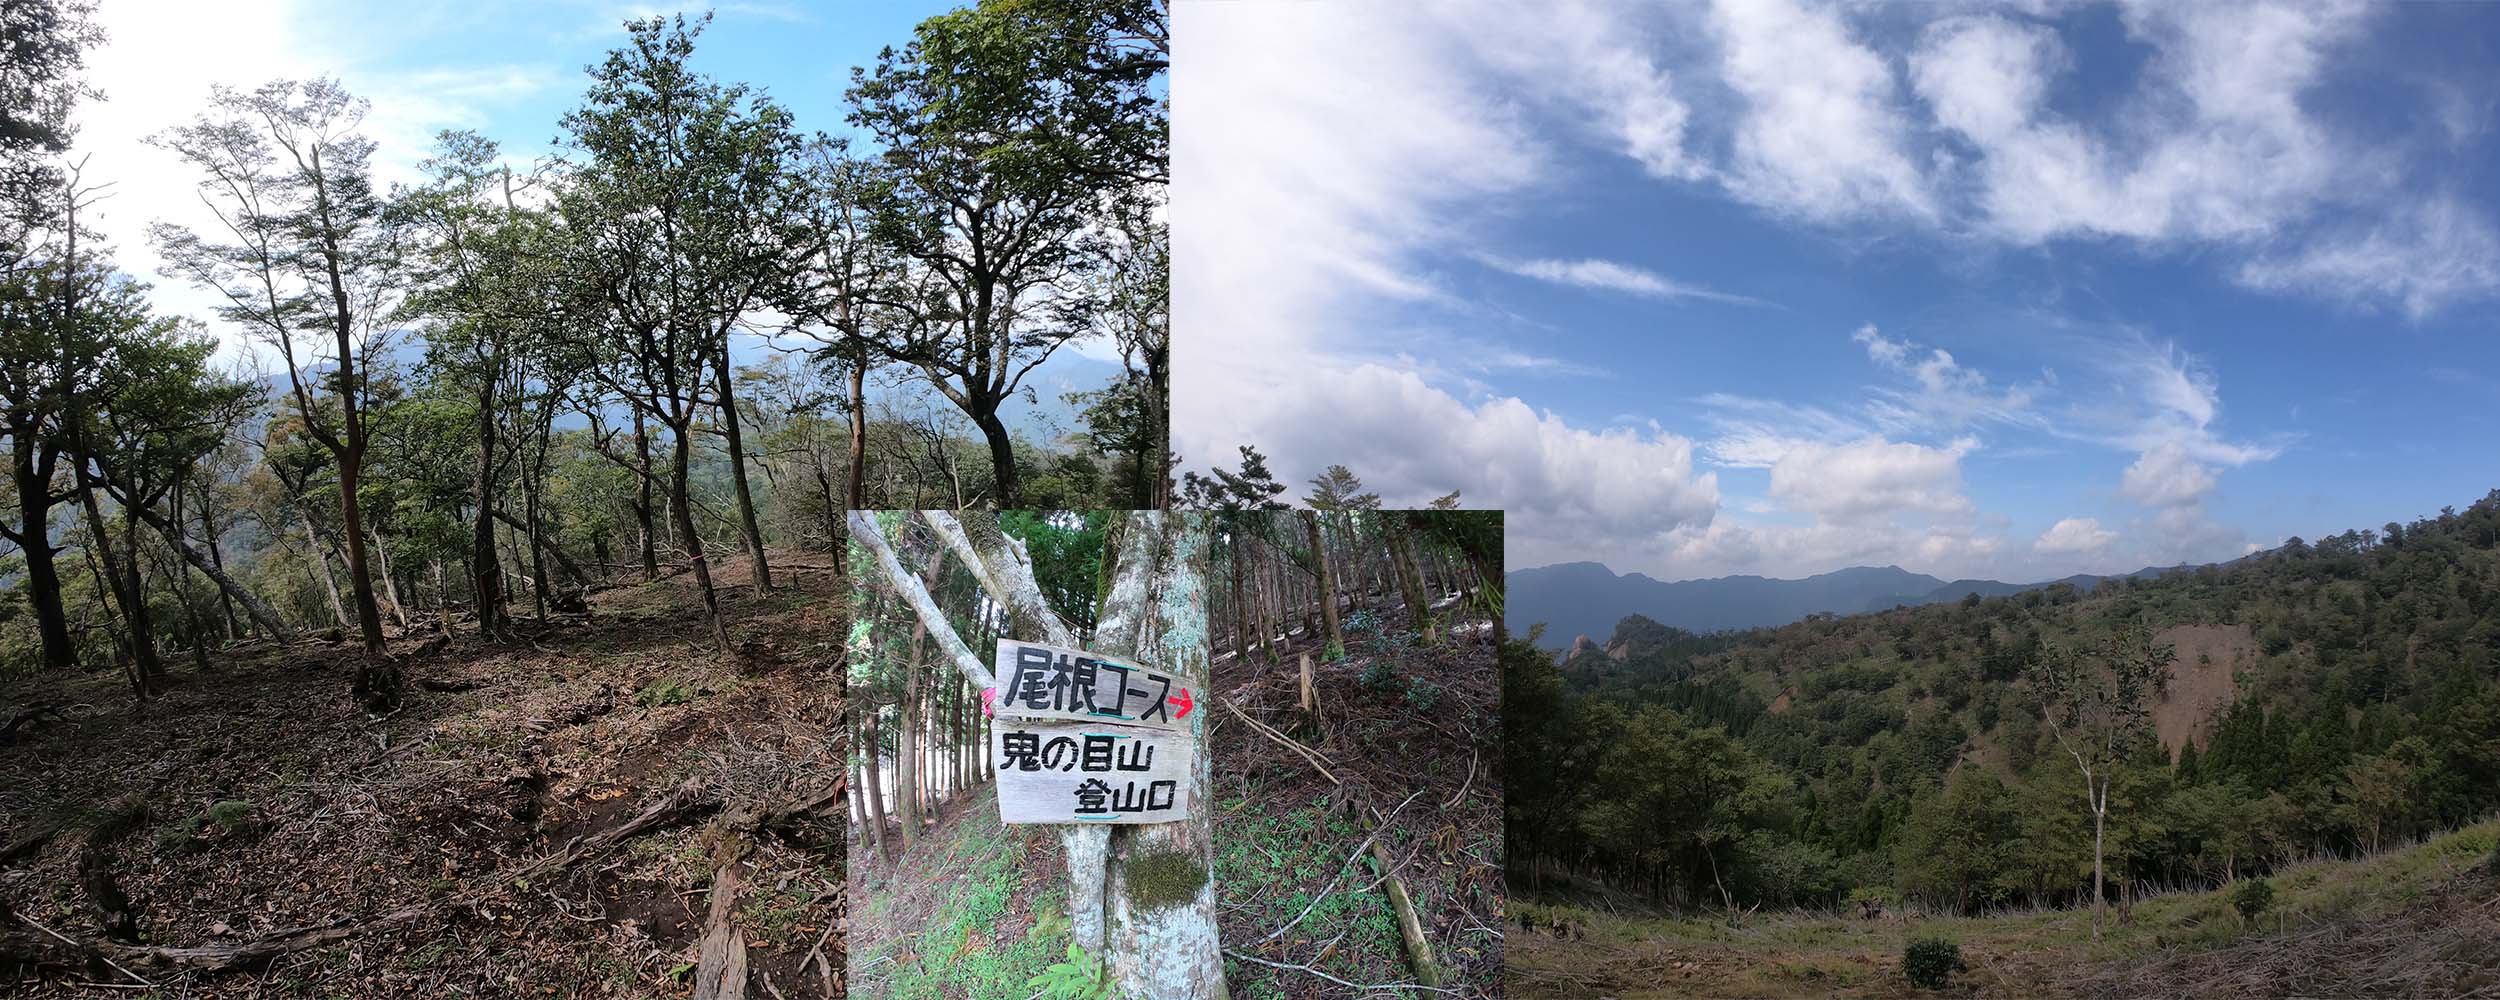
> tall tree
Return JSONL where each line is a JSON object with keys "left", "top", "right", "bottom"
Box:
{"left": 558, "top": 14, "right": 808, "bottom": 642}
{"left": 152, "top": 78, "right": 400, "bottom": 700}
{"left": 2026, "top": 625, "right": 2172, "bottom": 941}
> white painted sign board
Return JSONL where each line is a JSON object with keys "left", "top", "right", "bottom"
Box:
{"left": 987, "top": 638, "right": 1194, "bottom": 730}
{"left": 991, "top": 718, "right": 1195, "bottom": 824}
{"left": 987, "top": 639, "right": 1198, "bottom": 825}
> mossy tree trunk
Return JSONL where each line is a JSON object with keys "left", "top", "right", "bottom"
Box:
{"left": 1094, "top": 511, "right": 1224, "bottom": 1000}
{"left": 1303, "top": 512, "right": 1343, "bottom": 658}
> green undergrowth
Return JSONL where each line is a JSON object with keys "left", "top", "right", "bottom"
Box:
{"left": 1215, "top": 791, "right": 1404, "bottom": 998}
{"left": 863, "top": 789, "right": 1069, "bottom": 1000}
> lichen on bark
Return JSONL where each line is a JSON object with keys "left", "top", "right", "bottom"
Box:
{"left": 1118, "top": 844, "right": 1208, "bottom": 913}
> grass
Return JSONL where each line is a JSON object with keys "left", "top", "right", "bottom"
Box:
{"left": 1509, "top": 819, "right": 2500, "bottom": 998}
{"left": 863, "top": 796, "right": 1069, "bottom": 1000}
{"left": 1214, "top": 791, "right": 1406, "bottom": 993}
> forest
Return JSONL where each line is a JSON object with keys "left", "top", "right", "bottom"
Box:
{"left": 1509, "top": 490, "right": 2500, "bottom": 923}
{"left": 846, "top": 492, "right": 1505, "bottom": 999}
{"left": 0, "top": 0, "right": 1165, "bottom": 697}
{"left": 0, "top": 0, "right": 1160, "bottom": 996}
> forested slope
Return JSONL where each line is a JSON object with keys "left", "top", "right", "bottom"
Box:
{"left": 1509, "top": 490, "right": 2500, "bottom": 917}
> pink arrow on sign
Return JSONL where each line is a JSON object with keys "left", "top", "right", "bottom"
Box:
{"left": 1169, "top": 687, "right": 1194, "bottom": 719}
{"left": 981, "top": 687, "right": 997, "bottom": 718}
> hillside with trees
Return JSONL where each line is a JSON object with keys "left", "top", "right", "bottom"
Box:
{"left": 1507, "top": 491, "right": 2500, "bottom": 995}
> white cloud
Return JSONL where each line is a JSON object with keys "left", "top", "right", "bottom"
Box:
{"left": 2035, "top": 516, "right": 2119, "bottom": 555}
{"left": 1482, "top": 255, "right": 1762, "bottom": 304}
{"left": 1769, "top": 436, "right": 1976, "bottom": 522}
{"left": 1709, "top": 0, "right": 1936, "bottom": 223}
{"left": 2237, "top": 196, "right": 2500, "bottom": 318}
{"left": 2118, "top": 441, "right": 2218, "bottom": 507}
{"left": 1852, "top": 323, "right": 2038, "bottom": 433}
{"left": 1245, "top": 365, "right": 1720, "bottom": 569}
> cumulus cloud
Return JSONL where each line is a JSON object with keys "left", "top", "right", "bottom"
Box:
{"left": 2035, "top": 516, "right": 2119, "bottom": 555}
{"left": 1769, "top": 436, "right": 1976, "bottom": 522}
{"left": 2118, "top": 442, "right": 2218, "bottom": 507}
{"left": 1709, "top": 0, "right": 1936, "bottom": 223}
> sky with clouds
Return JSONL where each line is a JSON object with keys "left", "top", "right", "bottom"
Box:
{"left": 62, "top": 0, "right": 1120, "bottom": 436}
{"left": 1174, "top": 0, "right": 2500, "bottom": 583}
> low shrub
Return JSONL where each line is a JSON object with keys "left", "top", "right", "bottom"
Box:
{"left": 2231, "top": 877, "right": 2275, "bottom": 924}
{"left": 1902, "top": 937, "right": 1962, "bottom": 991}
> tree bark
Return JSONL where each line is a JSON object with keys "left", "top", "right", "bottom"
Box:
{"left": 8, "top": 435, "right": 74, "bottom": 668}
{"left": 1099, "top": 512, "right": 1226, "bottom": 1000}
{"left": 1387, "top": 513, "right": 1437, "bottom": 644}
{"left": 712, "top": 350, "right": 771, "bottom": 595}
{"left": 634, "top": 409, "right": 658, "bottom": 582}
{"left": 669, "top": 420, "right": 731, "bottom": 651}
{"left": 1303, "top": 512, "right": 1344, "bottom": 658}
{"left": 971, "top": 407, "right": 1020, "bottom": 507}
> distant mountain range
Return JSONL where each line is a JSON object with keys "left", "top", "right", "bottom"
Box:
{"left": 1508, "top": 561, "right": 2186, "bottom": 650}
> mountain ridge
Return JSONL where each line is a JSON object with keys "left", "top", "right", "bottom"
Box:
{"left": 1507, "top": 559, "right": 2189, "bottom": 649}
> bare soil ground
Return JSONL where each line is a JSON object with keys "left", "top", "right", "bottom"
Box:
{"left": 2151, "top": 623, "right": 2253, "bottom": 759}
{"left": 0, "top": 553, "right": 845, "bottom": 998}
{"left": 1212, "top": 591, "right": 1505, "bottom": 999}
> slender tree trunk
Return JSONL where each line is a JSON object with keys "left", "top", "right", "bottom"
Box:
{"left": 197, "top": 484, "right": 244, "bottom": 640}
{"left": 863, "top": 704, "right": 890, "bottom": 861}
{"left": 634, "top": 410, "right": 658, "bottom": 582}
{"left": 1387, "top": 514, "right": 1437, "bottom": 644}
{"left": 307, "top": 520, "right": 351, "bottom": 631}
{"left": 336, "top": 456, "right": 388, "bottom": 655}
{"left": 472, "top": 391, "right": 504, "bottom": 637}
{"left": 713, "top": 350, "right": 771, "bottom": 595}
{"left": 2090, "top": 779, "right": 2107, "bottom": 942}
{"left": 846, "top": 360, "right": 868, "bottom": 508}
{"left": 370, "top": 521, "right": 410, "bottom": 630}
{"left": 1304, "top": 512, "right": 1344, "bottom": 657}
{"left": 668, "top": 418, "right": 731, "bottom": 651}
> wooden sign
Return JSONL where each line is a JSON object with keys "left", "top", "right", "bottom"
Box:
{"left": 986, "top": 638, "right": 1195, "bottom": 731}
{"left": 992, "top": 718, "right": 1194, "bottom": 824}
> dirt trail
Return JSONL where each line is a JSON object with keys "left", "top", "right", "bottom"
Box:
{"left": 0, "top": 553, "right": 845, "bottom": 998}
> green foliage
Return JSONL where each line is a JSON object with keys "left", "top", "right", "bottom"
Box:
{"left": 205, "top": 799, "right": 253, "bottom": 829}
{"left": 1026, "top": 943, "right": 1114, "bottom": 1000}
{"left": 1343, "top": 609, "right": 1381, "bottom": 636}
{"left": 1901, "top": 937, "right": 1963, "bottom": 990}
{"left": 634, "top": 678, "right": 698, "bottom": 707}
{"left": 1403, "top": 677, "right": 1442, "bottom": 713}
{"left": 1358, "top": 659, "right": 1397, "bottom": 692}
{"left": 2487, "top": 839, "right": 2500, "bottom": 880}
{"left": 2232, "top": 877, "right": 2275, "bottom": 922}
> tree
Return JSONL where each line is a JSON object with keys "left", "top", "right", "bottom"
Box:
{"left": 0, "top": 0, "right": 101, "bottom": 255}
{"left": 152, "top": 78, "right": 400, "bottom": 701}
{"left": 558, "top": 14, "right": 808, "bottom": 644}
{"left": 846, "top": 0, "right": 1160, "bottom": 505}
{"left": 2026, "top": 625, "right": 2172, "bottom": 940}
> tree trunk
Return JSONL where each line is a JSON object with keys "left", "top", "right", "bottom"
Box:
{"left": 1303, "top": 512, "right": 1344, "bottom": 658}
{"left": 971, "top": 407, "right": 1020, "bottom": 507}
{"left": 1099, "top": 512, "right": 1226, "bottom": 1000}
{"left": 335, "top": 457, "right": 387, "bottom": 654}
{"left": 1387, "top": 513, "right": 1436, "bottom": 644}
{"left": 634, "top": 410, "right": 658, "bottom": 582}
{"left": 10, "top": 437, "right": 74, "bottom": 668}
{"left": 863, "top": 704, "right": 890, "bottom": 861}
{"left": 713, "top": 350, "right": 771, "bottom": 595}
{"left": 472, "top": 388, "right": 505, "bottom": 637}
{"left": 197, "top": 484, "right": 244, "bottom": 640}
{"left": 846, "top": 360, "right": 868, "bottom": 508}
{"left": 669, "top": 422, "right": 731, "bottom": 651}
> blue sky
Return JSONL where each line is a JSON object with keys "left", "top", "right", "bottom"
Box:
{"left": 69, "top": 0, "right": 1119, "bottom": 440}
{"left": 1175, "top": 0, "right": 2500, "bottom": 582}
